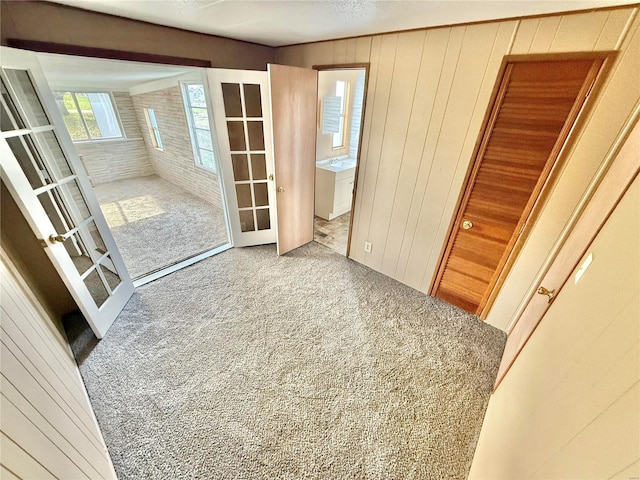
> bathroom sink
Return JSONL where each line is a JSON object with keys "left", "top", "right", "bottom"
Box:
{"left": 316, "top": 158, "right": 357, "bottom": 172}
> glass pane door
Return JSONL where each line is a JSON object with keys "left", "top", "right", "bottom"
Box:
{"left": 0, "top": 47, "right": 133, "bottom": 338}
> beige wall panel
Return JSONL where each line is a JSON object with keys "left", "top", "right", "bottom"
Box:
{"left": 365, "top": 30, "right": 426, "bottom": 270}
{"left": 355, "top": 36, "right": 373, "bottom": 63}
{"left": 510, "top": 18, "right": 541, "bottom": 54}
{"left": 487, "top": 18, "right": 640, "bottom": 330}
{"left": 420, "top": 21, "right": 519, "bottom": 292}
{"left": 350, "top": 34, "right": 398, "bottom": 264}
{"left": 1, "top": 433, "right": 55, "bottom": 479}
{"left": 380, "top": 28, "right": 450, "bottom": 276}
{"left": 596, "top": 8, "right": 638, "bottom": 50}
{"left": 1, "top": 464, "right": 22, "bottom": 480}
{"left": 350, "top": 36, "right": 383, "bottom": 264}
{"left": 394, "top": 27, "right": 465, "bottom": 281}
{"left": 309, "top": 41, "right": 337, "bottom": 68}
{"left": 549, "top": 11, "right": 611, "bottom": 52}
{"left": 402, "top": 23, "right": 502, "bottom": 289}
{"left": 469, "top": 177, "right": 639, "bottom": 479}
{"left": 345, "top": 38, "right": 357, "bottom": 63}
{"left": 333, "top": 39, "right": 348, "bottom": 64}
{"left": 613, "top": 459, "right": 640, "bottom": 479}
{"left": 528, "top": 16, "right": 562, "bottom": 52}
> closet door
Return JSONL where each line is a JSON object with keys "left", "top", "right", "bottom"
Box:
{"left": 432, "top": 54, "right": 608, "bottom": 316}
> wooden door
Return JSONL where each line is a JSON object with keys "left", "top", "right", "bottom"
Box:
{"left": 432, "top": 55, "right": 608, "bottom": 316}
{"left": 268, "top": 64, "right": 318, "bottom": 255}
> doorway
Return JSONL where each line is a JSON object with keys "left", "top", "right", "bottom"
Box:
{"left": 313, "top": 66, "right": 367, "bottom": 256}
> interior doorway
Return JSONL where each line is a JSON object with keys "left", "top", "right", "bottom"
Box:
{"left": 313, "top": 66, "right": 367, "bottom": 256}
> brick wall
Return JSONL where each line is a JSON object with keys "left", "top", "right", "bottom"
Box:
{"left": 74, "top": 92, "right": 154, "bottom": 184}
{"left": 131, "top": 86, "right": 222, "bottom": 207}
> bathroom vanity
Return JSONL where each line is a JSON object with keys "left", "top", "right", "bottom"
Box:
{"left": 315, "top": 157, "right": 356, "bottom": 220}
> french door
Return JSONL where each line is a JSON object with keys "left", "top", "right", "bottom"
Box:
{"left": 0, "top": 47, "right": 133, "bottom": 339}
{"left": 208, "top": 65, "right": 318, "bottom": 253}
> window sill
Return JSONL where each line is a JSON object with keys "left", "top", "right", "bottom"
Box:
{"left": 72, "top": 137, "right": 143, "bottom": 145}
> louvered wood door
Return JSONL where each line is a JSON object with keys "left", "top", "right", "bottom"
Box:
{"left": 432, "top": 56, "right": 606, "bottom": 316}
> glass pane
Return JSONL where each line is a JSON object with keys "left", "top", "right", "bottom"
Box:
{"left": 256, "top": 208, "right": 270, "bottom": 231}
{"left": 235, "top": 184, "right": 252, "bottom": 208}
{"left": 35, "top": 131, "right": 73, "bottom": 179}
{"left": 253, "top": 183, "right": 269, "bottom": 207}
{"left": 99, "top": 258, "right": 121, "bottom": 292}
{"left": 187, "top": 84, "right": 206, "bottom": 108}
{"left": 38, "top": 189, "right": 72, "bottom": 234}
{"left": 62, "top": 232, "right": 91, "bottom": 275}
{"left": 243, "top": 84, "right": 262, "bottom": 117}
{"left": 84, "top": 268, "right": 109, "bottom": 307}
{"left": 87, "top": 93, "right": 121, "bottom": 138}
{"left": 195, "top": 128, "right": 213, "bottom": 151}
{"left": 250, "top": 154, "right": 267, "bottom": 180}
{"left": 232, "top": 154, "right": 249, "bottom": 181}
{"left": 74, "top": 93, "right": 100, "bottom": 138}
{"left": 58, "top": 180, "right": 91, "bottom": 225}
{"left": 58, "top": 92, "right": 88, "bottom": 140}
{"left": 4, "top": 69, "right": 49, "bottom": 127}
{"left": 247, "top": 121, "right": 264, "bottom": 150}
{"left": 199, "top": 149, "right": 215, "bottom": 169}
{"left": 239, "top": 210, "right": 255, "bottom": 232}
{"left": 6, "top": 135, "right": 50, "bottom": 188}
{"left": 1, "top": 77, "right": 26, "bottom": 131}
{"left": 81, "top": 220, "right": 107, "bottom": 255}
{"left": 192, "top": 107, "right": 209, "bottom": 130}
{"left": 221, "top": 83, "right": 242, "bottom": 117}
{"left": 227, "top": 121, "right": 246, "bottom": 151}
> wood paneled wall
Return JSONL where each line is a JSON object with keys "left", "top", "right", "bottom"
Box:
{"left": 0, "top": 1, "right": 274, "bottom": 70}
{"left": 468, "top": 176, "right": 640, "bottom": 479}
{"left": 0, "top": 248, "right": 116, "bottom": 479}
{"left": 276, "top": 7, "right": 640, "bottom": 330}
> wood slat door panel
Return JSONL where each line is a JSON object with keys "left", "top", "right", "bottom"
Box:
{"left": 433, "top": 55, "right": 607, "bottom": 315}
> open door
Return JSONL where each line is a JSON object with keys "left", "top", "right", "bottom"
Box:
{"left": 268, "top": 64, "right": 318, "bottom": 255}
{"left": 208, "top": 65, "right": 317, "bottom": 255}
{"left": 0, "top": 47, "right": 134, "bottom": 339}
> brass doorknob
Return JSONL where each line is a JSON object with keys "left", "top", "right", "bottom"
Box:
{"left": 49, "top": 233, "right": 66, "bottom": 243}
{"left": 277, "top": 186, "right": 285, "bottom": 193}
{"left": 462, "top": 220, "right": 473, "bottom": 230}
{"left": 537, "top": 286, "right": 556, "bottom": 303}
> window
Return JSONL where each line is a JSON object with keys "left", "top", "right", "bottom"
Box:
{"left": 144, "top": 108, "right": 163, "bottom": 150}
{"left": 332, "top": 80, "right": 348, "bottom": 149}
{"left": 181, "top": 82, "right": 216, "bottom": 172}
{"left": 55, "top": 91, "right": 122, "bottom": 141}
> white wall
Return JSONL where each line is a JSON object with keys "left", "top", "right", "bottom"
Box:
{"left": 468, "top": 175, "right": 640, "bottom": 479}
{"left": 276, "top": 7, "right": 640, "bottom": 331}
{"left": 0, "top": 248, "right": 117, "bottom": 479}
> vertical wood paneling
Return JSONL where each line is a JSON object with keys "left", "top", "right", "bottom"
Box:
{"left": 549, "top": 11, "right": 610, "bottom": 52}
{"left": 510, "top": 18, "right": 540, "bottom": 54}
{"left": 380, "top": 28, "right": 450, "bottom": 277}
{"left": 596, "top": 8, "right": 638, "bottom": 50}
{"left": 528, "top": 16, "right": 562, "bottom": 52}
{"left": 354, "top": 36, "right": 372, "bottom": 63}
{"left": 345, "top": 38, "right": 357, "bottom": 63}
{"left": 350, "top": 34, "right": 397, "bottom": 265}
{"left": 333, "top": 39, "right": 348, "bottom": 64}
{"left": 0, "top": 250, "right": 116, "bottom": 479}
{"left": 403, "top": 23, "right": 502, "bottom": 289}
{"left": 365, "top": 30, "right": 426, "bottom": 270}
{"left": 394, "top": 27, "right": 465, "bottom": 281}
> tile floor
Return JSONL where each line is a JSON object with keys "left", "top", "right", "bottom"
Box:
{"left": 314, "top": 213, "right": 351, "bottom": 255}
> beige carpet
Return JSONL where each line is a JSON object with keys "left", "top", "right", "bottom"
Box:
{"left": 94, "top": 175, "right": 228, "bottom": 279}
{"left": 66, "top": 242, "right": 505, "bottom": 479}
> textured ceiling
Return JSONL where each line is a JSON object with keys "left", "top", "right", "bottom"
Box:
{"left": 50, "top": 0, "right": 635, "bottom": 47}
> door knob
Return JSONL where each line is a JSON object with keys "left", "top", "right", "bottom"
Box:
{"left": 277, "top": 186, "right": 285, "bottom": 193}
{"left": 49, "top": 233, "right": 66, "bottom": 244}
{"left": 462, "top": 220, "right": 473, "bottom": 230}
{"left": 537, "top": 286, "right": 556, "bottom": 303}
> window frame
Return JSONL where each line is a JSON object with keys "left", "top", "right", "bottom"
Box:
{"left": 180, "top": 81, "right": 217, "bottom": 173}
{"left": 143, "top": 107, "right": 163, "bottom": 151}
{"left": 332, "top": 80, "right": 349, "bottom": 150}
{"left": 56, "top": 91, "right": 124, "bottom": 143}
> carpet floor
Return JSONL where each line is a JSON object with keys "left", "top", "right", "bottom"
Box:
{"left": 66, "top": 242, "right": 506, "bottom": 480}
{"left": 94, "top": 175, "right": 229, "bottom": 279}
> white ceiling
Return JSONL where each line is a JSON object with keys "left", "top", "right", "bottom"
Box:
{"left": 51, "top": 0, "right": 635, "bottom": 47}
{"left": 37, "top": 53, "right": 192, "bottom": 91}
